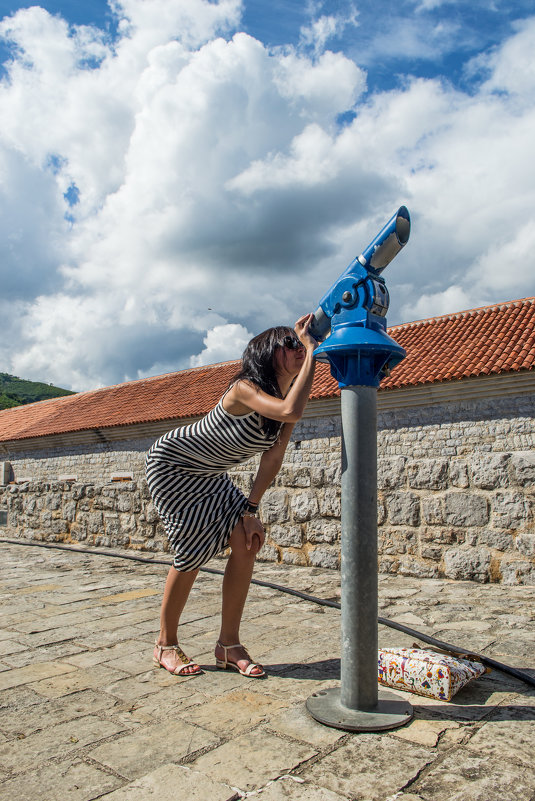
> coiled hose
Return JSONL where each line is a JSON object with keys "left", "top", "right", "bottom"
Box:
{"left": 2, "top": 537, "right": 533, "bottom": 688}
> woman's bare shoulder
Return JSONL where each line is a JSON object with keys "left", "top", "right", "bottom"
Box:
{"left": 222, "top": 380, "right": 258, "bottom": 415}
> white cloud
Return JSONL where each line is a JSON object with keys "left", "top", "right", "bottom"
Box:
{"left": 190, "top": 323, "right": 253, "bottom": 367}
{"left": 0, "top": 2, "right": 534, "bottom": 390}
{"left": 299, "top": 2, "right": 359, "bottom": 55}
{"left": 400, "top": 285, "right": 477, "bottom": 324}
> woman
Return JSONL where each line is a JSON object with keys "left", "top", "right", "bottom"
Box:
{"left": 145, "top": 313, "right": 317, "bottom": 678}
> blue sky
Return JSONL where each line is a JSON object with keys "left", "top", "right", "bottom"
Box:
{"left": 2, "top": 0, "right": 533, "bottom": 91}
{"left": 0, "top": 0, "right": 534, "bottom": 389}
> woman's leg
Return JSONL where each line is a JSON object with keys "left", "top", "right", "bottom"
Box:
{"left": 156, "top": 565, "right": 200, "bottom": 674}
{"left": 216, "top": 520, "right": 263, "bottom": 675}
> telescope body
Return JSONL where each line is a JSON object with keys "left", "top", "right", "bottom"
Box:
{"left": 311, "top": 206, "right": 410, "bottom": 388}
{"left": 306, "top": 206, "right": 414, "bottom": 733}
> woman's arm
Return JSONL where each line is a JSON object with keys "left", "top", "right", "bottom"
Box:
{"left": 248, "top": 423, "right": 295, "bottom": 505}
{"left": 242, "top": 423, "right": 295, "bottom": 551}
{"left": 227, "top": 314, "right": 317, "bottom": 423}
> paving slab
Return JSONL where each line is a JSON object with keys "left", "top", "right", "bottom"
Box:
{"left": 414, "top": 751, "right": 535, "bottom": 801}
{"left": 190, "top": 728, "right": 317, "bottom": 791}
{"left": 0, "top": 539, "right": 534, "bottom": 801}
{"left": 0, "top": 758, "right": 124, "bottom": 801}
{"left": 88, "top": 718, "right": 220, "bottom": 781}
{"left": 0, "top": 659, "right": 78, "bottom": 691}
{"left": 0, "top": 713, "right": 127, "bottom": 773}
{"left": 94, "top": 763, "right": 239, "bottom": 800}
{"left": 257, "top": 779, "right": 349, "bottom": 800}
{"left": 300, "top": 734, "right": 437, "bottom": 800}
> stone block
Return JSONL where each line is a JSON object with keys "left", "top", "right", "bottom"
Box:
{"left": 443, "top": 547, "right": 491, "bottom": 582}
{"left": 509, "top": 451, "right": 535, "bottom": 487}
{"left": 282, "top": 549, "right": 307, "bottom": 566}
{"left": 117, "top": 494, "right": 132, "bottom": 512}
{"left": 310, "top": 467, "right": 325, "bottom": 487}
{"left": 269, "top": 524, "right": 303, "bottom": 548}
{"left": 305, "top": 520, "right": 339, "bottom": 544}
{"left": 143, "top": 504, "right": 159, "bottom": 524}
{"left": 291, "top": 491, "right": 319, "bottom": 522}
{"left": 470, "top": 453, "right": 510, "bottom": 489}
{"left": 63, "top": 500, "right": 76, "bottom": 522}
{"left": 23, "top": 496, "right": 37, "bottom": 514}
{"left": 46, "top": 493, "right": 62, "bottom": 510}
{"left": 257, "top": 543, "right": 279, "bottom": 562}
{"left": 308, "top": 547, "right": 339, "bottom": 569}
{"left": 72, "top": 484, "right": 87, "bottom": 500}
{"left": 420, "top": 545, "right": 443, "bottom": 561}
{"left": 377, "top": 497, "right": 386, "bottom": 525}
{"left": 377, "top": 456, "right": 406, "bottom": 489}
{"left": 478, "top": 529, "right": 514, "bottom": 551}
{"left": 51, "top": 518, "right": 69, "bottom": 535}
{"left": 408, "top": 458, "right": 449, "bottom": 489}
{"left": 421, "top": 496, "right": 445, "bottom": 525}
{"left": 70, "top": 522, "right": 88, "bottom": 541}
{"left": 262, "top": 490, "right": 289, "bottom": 523}
{"left": 281, "top": 466, "right": 311, "bottom": 488}
{"left": 500, "top": 560, "right": 535, "bottom": 585}
{"left": 514, "top": 533, "right": 535, "bottom": 556}
{"left": 93, "top": 494, "right": 116, "bottom": 510}
{"left": 491, "top": 491, "right": 531, "bottom": 529}
{"left": 444, "top": 493, "right": 489, "bottom": 526}
{"left": 317, "top": 487, "right": 340, "bottom": 518}
{"left": 398, "top": 558, "right": 440, "bottom": 578}
{"left": 104, "top": 514, "right": 121, "bottom": 537}
{"left": 322, "top": 464, "right": 341, "bottom": 485}
{"left": 450, "top": 460, "right": 470, "bottom": 488}
{"left": 385, "top": 492, "right": 420, "bottom": 526}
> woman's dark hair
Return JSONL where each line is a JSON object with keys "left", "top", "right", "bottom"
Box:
{"left": 230, "top": 325, "right": 295, "bottom": 438}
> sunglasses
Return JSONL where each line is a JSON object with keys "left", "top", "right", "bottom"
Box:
{"left": 280, "top": 335, "right": 304, "bottom": 350}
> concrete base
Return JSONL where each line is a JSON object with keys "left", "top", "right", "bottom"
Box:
{"left": 306, "top": 687, "right": 413, "bottom": 732}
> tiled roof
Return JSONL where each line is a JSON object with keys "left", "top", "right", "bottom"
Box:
{"left": 0, "top": 297, "right": 533, "bottom": 443}
{"left": 381, "top": 296, "right": 535, "bottom": 389}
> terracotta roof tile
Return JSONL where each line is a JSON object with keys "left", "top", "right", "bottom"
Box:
{"left": 381, "top": 296, "right": 535, "bottom": 391}
{"left": 1, "top": 297, "right": 533, "bottom": 443}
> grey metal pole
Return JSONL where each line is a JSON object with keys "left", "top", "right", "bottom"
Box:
{"left": 340, "top": 385, "right": 378, "bottom": 711}
{"left": 306, "top": 384, "right": 413, "bottom": 732}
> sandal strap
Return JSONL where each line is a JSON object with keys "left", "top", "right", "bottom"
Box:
{"left": 155, "top": 643, "right": 191, "bottom": 664}
{"left": 242, "top": 662, "right": 262, "bottom": 676}
{"left": 216, "top": 640, "right": 242, "bottom": 658}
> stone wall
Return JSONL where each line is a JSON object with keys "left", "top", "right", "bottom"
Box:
{"left": 1, "top": 390, "right": 534, "bottom": 584}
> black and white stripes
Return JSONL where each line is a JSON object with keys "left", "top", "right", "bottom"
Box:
{"left": 145, "top": 398, "right": 278, "bottom": 572}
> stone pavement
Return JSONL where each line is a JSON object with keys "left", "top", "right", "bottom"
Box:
{"left": 0, "top": 540, "right": 534, "bottom": 801}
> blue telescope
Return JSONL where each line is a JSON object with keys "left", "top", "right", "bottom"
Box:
{"left": 306, "top": 206, "right": 414, "bottom": 733}
{"left": 310, "top": 206, "right": 410, "bottom": 388}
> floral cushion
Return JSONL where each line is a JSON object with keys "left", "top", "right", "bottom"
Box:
{"left": 378, "top": 647, "right": 487, "bottom": 701}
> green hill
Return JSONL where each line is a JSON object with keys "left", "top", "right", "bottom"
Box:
{"left": 0, "top": 373, "right": 76, "bottom": 410}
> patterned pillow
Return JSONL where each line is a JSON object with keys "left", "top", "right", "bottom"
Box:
{"left": 378, "top": 647, "right": 487, "bottom": 701}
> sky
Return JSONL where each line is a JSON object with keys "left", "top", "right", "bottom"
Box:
{"left": 0, "top": 0, "right": 534, "bottom": 391}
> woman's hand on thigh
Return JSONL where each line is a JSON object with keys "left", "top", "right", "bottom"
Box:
{"left": 242, "top": 515, "right": 265, "bottom": 554}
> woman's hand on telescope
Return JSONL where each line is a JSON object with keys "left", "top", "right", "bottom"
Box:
{"left": 294, "top": 313, "right": 317, "bottom": 352}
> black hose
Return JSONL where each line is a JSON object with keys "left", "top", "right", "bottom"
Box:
{"left": 2, "top": 537, "right": 534, "bottom": 688}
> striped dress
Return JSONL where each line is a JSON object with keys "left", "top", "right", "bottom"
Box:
{"left": 145, "top": 395, "right": 280, "bottom": 571}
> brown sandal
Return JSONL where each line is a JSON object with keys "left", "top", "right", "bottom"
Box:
{"left": 153, "top": 643, "right": 203, "bottom": 676}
